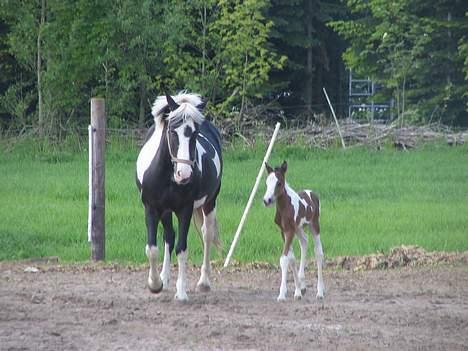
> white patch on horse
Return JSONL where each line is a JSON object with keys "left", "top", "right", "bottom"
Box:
{"left": 152, "top": 92, "right": 203, "bottom": 118}
{"left": 145, "top": 244, "right": 162, "bottom": 292}
{"left": 174, "top": 119, "right": 195, "bottom": 182}
{"left": 264, "top": 173, "right": 278, "bottom": 205}
{"left": 196, "top": 140, "right": 206, "bottom": 173}
{"left": 160, "top": 242, "right": 171, "bottom": 289}
{"left": 175, "top": 250, "right": 189, "bottom": 301}
{"left": 285, "top": 184, "right": 301, "bottom": 223}
{"left": 194, "top": 195, "right": 207, "bottom": 209}
{"left": 136, "top": 118, "right": 163, "bottom": 184}
{"left": 199, "top": 133, "right": 221, "bottom": 178}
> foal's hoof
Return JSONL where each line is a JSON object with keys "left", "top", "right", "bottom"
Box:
{"left": 148, "top": 278, "right": 163, "bottom": 294}
{"left": 196, "top": 283, "right": 211, "bottom": 293}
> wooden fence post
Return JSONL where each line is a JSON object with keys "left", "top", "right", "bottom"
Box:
{"left": 90, "top": 98, "right": 106, "bottom": 261}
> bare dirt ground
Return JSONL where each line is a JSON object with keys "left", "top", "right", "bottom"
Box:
{"left": 1, "top": 253, "right": 467, "bottom": 351}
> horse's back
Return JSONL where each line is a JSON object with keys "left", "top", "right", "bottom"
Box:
{"left": 298, "top": 190, "right": 320, "bottom": 216}
{"left": 195, "top": 121, "right": 223, "bottom": 208}
{"left": 199, "top": 120, "right": 222, "bottom": 157}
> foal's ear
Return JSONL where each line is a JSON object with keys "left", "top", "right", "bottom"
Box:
{"left": 265, "top": 163, "right": 273, "bottom": 174}
{"left": 165, "top": 92, "right": 180, "bottom": 112}
{"left": 280, "top": 160, "right": 288, "bottom": 173}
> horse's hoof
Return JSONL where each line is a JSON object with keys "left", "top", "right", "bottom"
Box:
{"left": 301, "top": 288, "right": 307, "bottom": 296}
{"left": 196, "top": 283, "right": 211, "bottom": 293}
{"left": 148, "top": 277, "right": 163, "bottom": 294}
{"left": 316, "top": 292, "right": 324, "bottom": 300}
{"left": 174, "top": 293, "right": 189, "bottom": 302}
{"left": 277, "top": 296, "right": 286, "bottom": 302}
{"left": 294, "top": 294, "right": 302, "bottom": 301}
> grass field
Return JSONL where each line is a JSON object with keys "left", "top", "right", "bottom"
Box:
{"left": 0, "top": 136, "right": 467, "bottom": 265}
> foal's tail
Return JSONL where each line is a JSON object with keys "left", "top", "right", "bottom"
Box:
{"left": 192, "top": 207, "right": 222, "bottom": 251}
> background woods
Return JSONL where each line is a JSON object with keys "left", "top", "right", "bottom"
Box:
{"left": 0, "top": 0, "right": 466, "bottom": 137}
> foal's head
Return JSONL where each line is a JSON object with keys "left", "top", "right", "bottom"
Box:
{"left": 156, "top": 93, "right": 205, "bottom": 185}
{"left": 263, "top": 161, "right": 288, "bottom": 207}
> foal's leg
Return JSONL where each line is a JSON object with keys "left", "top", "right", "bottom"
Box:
{"left": 144, "top": 206, "right": 163, "bottom": 293}
{"left": 278, "top": 232, "right": 296, "bottom": 301}
{"left": 197, "top": 206, "right": 218, "bottom": 292}
{"left": 160, "top": 212, "right": 175, "bottom": 289}
{"left": 174, "top": 206, "right": 193, "bottom": 301}
{"left": 296, "top": 227, "right": 308, "bottom": 295}
{"left": 288, "top": 249, "right": 302, "bottom": 300}
{"left": 310, "top": 221, "right": 325, "bottom": 299}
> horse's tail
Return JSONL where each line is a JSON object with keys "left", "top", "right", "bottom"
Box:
{"left": 192, "top": 207, "right": 222, "bottom": 251}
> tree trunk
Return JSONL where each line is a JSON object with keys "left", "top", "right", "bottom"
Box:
{"left": 37, "top": 0, "right": 46, "bottom": 137}
{"left": 138, "top": 80, "right": 147, "bottom": 129}
{"left": 238, "top": 54, "right": 249, "bottom": 126}
{"left": 305, "top": 0, "right": 313, "bottom": 119}
{"left": 201, "top": 5, "right": 207, "bottom": 93}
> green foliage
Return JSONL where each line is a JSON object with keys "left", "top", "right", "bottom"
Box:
{"left": 0, "top": 138, "right": 467, "bottom": 263}
{"left": 330, "top": 0, "right": 467, "bottom": 125}
{"left": 212, "top": 0, "right": 286, "bottom": 101}
{"left": 0, "top": 0, "right": 287, "bottom": 132}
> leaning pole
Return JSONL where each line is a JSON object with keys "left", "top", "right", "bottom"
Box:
{"left": 224, "top": 122, "right": 281, "bottom": 268}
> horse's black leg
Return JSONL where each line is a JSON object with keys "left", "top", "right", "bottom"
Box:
{"left": 144, "top": 205, "right": 163, "bottom": 293}
{"left": 160, "top": 211, "right": 175, "bottom": 289}
{"left": 174, "top": 206, "right": 193, "bottom": 301}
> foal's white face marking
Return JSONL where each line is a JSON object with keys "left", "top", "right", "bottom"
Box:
{"left": 263, "top": 172, "right": 278, "bottom": 206}
{"left": 173, "top": 119, "right": 196, "bottom": 184}
{"left": 136, "top": 118, "right": 164, "bottom": 184}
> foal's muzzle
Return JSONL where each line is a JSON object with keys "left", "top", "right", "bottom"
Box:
{"left": 263, "top": 197, "right": 273, "bottom": 207}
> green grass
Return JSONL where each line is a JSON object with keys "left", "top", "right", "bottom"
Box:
{"left": 0, "top": 137, "right": 467, "bottom": 265}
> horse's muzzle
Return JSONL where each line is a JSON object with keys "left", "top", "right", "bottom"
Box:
{"left": 174, "top": 176, "right": 191, "bottom": 185}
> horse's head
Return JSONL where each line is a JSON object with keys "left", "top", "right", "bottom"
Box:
{"left": 263, "top": 160, "right": 287, "bottom": 206}
{"left": 163, "top": 93, "right": 205, "bottom": 185}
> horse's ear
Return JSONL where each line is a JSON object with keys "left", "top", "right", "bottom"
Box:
{"left": 265, "top": 163, "right": 273, "bottom": 174}
{"left": 166, "top": 92, "right": 180, "bottom": 112}
{"left": 196, "top": 101, "right": 207, "bottom": 111}
{"left": 280, "top": 160, "right": 287, "bottom": 173}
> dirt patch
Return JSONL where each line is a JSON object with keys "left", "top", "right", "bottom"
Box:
{"left": 1, "top": 253, "right": 467, "bottom": 351}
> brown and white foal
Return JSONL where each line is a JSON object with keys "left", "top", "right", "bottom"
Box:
{"left": 263, "top": 161, "right": 324, "bottom": 301}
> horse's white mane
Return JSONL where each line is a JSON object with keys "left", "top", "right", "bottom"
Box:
{"left": 151, "top": 92, "right": 205, "bottom": 125}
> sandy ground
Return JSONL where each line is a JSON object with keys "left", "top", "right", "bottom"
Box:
{"left": 0, "top": 259, "right": 467, "bottom": 351}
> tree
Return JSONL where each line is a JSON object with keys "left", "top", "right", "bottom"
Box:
{"left": 211, "top": 0, "right": 286, "bottom": 117}
{"left": 330, "top": 0, "right": 467, "bottom": 125}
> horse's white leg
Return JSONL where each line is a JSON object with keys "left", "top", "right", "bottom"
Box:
{"left": 278, "top": 254, "right": 289, "bottom": 301}
{"left": 197, "top": 209, "right": 216, "bottom": 292}
{"left": 175, "top": 250, "right": 189, "bottom": 301}
{"left": 288, "top": 250, "right": 302, "bottom": 300}
{"left": 297, "top": 228, "right": 308, "bottom": 295}
{"left": 160, "top": 242, "right": 171, "bottom": 289}
{"left": 313, "top": 234, "right": 325, "bottom": 299}
{"left": 146, "top": 245, "right": 163, "bottom": 293}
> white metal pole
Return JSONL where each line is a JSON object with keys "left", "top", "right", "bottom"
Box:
{"left": 223, "top": 122, "right": 281, "bottom": 268}
{"left": 88, "top": 124, "right": 93, "bottom": 242}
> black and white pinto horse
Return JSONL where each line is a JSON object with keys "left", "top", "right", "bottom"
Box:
{"left": 136, "top": 92, "right": 222, "bottom": 301}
